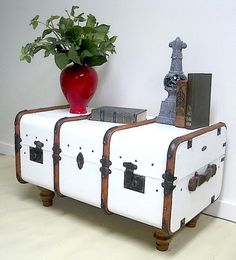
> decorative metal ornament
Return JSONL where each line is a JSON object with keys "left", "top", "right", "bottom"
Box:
{"left": 157, "top": 37, "right": 187, "bottom": 125}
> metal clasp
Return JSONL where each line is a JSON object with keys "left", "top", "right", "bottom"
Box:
{"left": 123, "top": 162, "right": 145, "bottom": 193}
{"left": 161, "top": 170, "right": 177, "bottom": 195}
{"left": 30, "top": 140, "right": 44, "bottom": 164}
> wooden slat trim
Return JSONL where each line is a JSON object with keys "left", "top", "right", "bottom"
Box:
{"left": 53, "top": 114, "right": 91, "bottom": 195}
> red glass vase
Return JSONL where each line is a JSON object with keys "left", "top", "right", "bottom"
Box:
{"left": 60, "top": 64, "right": 98, "bottom": 114}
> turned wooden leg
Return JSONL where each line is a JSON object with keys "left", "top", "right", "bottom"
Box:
{"left": 38, "top": 186, "right": 55, "bottom": 207}
{"left": 186, "top": 214, "right": 200, "bottom": 228}
{"left": 153, "top": 229, "right": 173, "bottom": 251}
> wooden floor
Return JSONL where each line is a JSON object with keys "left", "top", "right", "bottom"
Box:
{"left": 1, "top": 155, "right": 236, "bottom": 260}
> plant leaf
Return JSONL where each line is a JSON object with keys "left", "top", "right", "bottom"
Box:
{"left": 44, "top": 49, "right": 51, "bottom": 57}
{"left": 25, "top": 56, "right": 32, "bottom": 63}
{"left": 42, "top": 29, "right": 52, "bottom": 38}
{"left": 33, "top": 46, "right": 44, "bottom": 55}
{"left": 86, "top": 14, "right": 96, "bottom": 28}
{"left": 59, "top": 17, "right": 74, "bottom": 31}
{"left": 23, "top": 43, "right": 31, "bottom": 53}
{"left": 68, "top": 47, "right": 81, "bottom": 65}
{"left": 84, "top": 55, "right": 107, "bottom": 67}
{"left": 109, "top": 36, "right": 117, "bottom": 43}
{"left": 30, "top": 15, "right": 39, "bottom": 22}
{"left": 30, "top": 15, "right": 39, "bottom": 29}
{"left": 64, "top": 26, "right": 82, "bottom": 43}
{"left": 20, "top": 45, "right": 32, "bottom": 62}
{"left": 77, "top": 14, "right": 86, "bottom": 22}
{"left": 46, "top": 15, "right": 60, "bottom": 27}
{"left": 81, "top": 39, "right": 97, "bottom": 54}
{"left": 105, "top": 43, "right": 115, "bottom": 52}
{"left": 71, "top": 6, "right": 80, "bottom": 17}
{"left": 45, "top": 37, "right": 57, "bottom": 43}
{"left": 54, "top": 53, "right": 70, "bottom": 70}
{"left": 80, "top": 50, "right": 93, "bottom": 59}
{"left": 44, "top": 44, "right": 57, "bottom": 56}
{"left": 96, "top": 24, "right": 110, "bottom": 34}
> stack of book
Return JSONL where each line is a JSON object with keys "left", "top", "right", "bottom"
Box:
{"left": 175, "top": 73, "right": 212, "bottom": 129}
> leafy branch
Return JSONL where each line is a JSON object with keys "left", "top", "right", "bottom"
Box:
{"left": 20, "top": 6, "right": 117, "bottom": 70}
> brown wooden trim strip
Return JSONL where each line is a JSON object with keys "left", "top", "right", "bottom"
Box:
{"left": 14, "top": 105, "right": 69, "bottom": 184}
{"left": 162, "top": 122, "right": 226, "bottom": 234}
{"left": 101, "top": 118, "right": 156, "bottom": 213}
{"left": 53, "top": 114, "right": 91, "bottom": 195}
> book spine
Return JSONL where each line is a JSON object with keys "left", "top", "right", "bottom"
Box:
{"left": 185, "top": 73, "right": 212, "bottom": 130}
{"left": 175, "top": 80, "right": 188, "bottom": 128}
{"left": 115, "top": 112, "right": 134, "bottom": 123}
{"left": 90, "top": 107, "right": 147, "bottom": 123}
{"left": 185, "top": 82, "right": 193, "bottom": 129}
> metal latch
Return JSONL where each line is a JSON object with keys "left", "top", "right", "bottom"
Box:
{"left": 123, "top": 162, "right": 145, "bottom": 193}
{"left": 30, "top": 140, "right": 44, "bottom": 164}
{"left": 162, "top": 170, "right": 177, "bottom": 195}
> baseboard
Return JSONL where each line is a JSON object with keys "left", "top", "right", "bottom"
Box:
{"left": 0, "top": 141, "right": 14, "bottom": 155}
{"left": 204, "top": 199, "right": 236, "bottom": 223}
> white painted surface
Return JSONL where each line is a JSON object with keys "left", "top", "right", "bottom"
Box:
{"left": 171, "top": 157, "right": 225, "bottom": 232}
{"left": 174, "top": 126, "right": 227, "bottom": 180}
{"left": 110, "top": 123, "right": 192, "bottom": 179}
{"left": 108, "top": 123, "right": 226, "bottom": 229}
{"left": 59, "top": 119, "right": 119, "bottom": 207}
{"left": 108, "top": 171, "right": 164, "bottom": 228}
{"left": 0, "top": 0, "right": 236, "bottom": 221}
{"left": 20, "top": 108, "right": 79, "bottom": 190}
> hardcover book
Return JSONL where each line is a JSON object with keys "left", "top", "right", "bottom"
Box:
{"left": 185, "top": 73, "right": 212, "bottom": 129}
{"left": 90, "top": 106, "right": 147, "bottom": 123}
{"left": 175, "top": 80, "right": 188, "bottom": 128}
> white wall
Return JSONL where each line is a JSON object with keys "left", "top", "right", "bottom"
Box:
{"left": 0, "top": 0, "right": 236, "bottom": 222}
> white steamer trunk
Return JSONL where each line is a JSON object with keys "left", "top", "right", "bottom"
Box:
{"left": 108, "top": 123, "right": 226, "bottom": 232}
{"left": 16, "top": 107, "right": 227, "bottom": 251}
{"left": 18, "top": 107, "right": 227, "bottom": 234}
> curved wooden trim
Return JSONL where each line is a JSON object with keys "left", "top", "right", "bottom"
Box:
{"left": 53, "top": 114, "right": 91, "bottom": 195}
{"left": 162, "top": 122, "right": 226, "bottom": 235}
{"left": 101, "top": 118, "right": 156, "bottom": 213}
{"left": 14, "top": 105, "right": 69, "bottom": 184}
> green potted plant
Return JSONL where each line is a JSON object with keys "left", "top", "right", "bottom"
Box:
{"left": 20, "top": 6, "right": 117, "bottom": 114}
